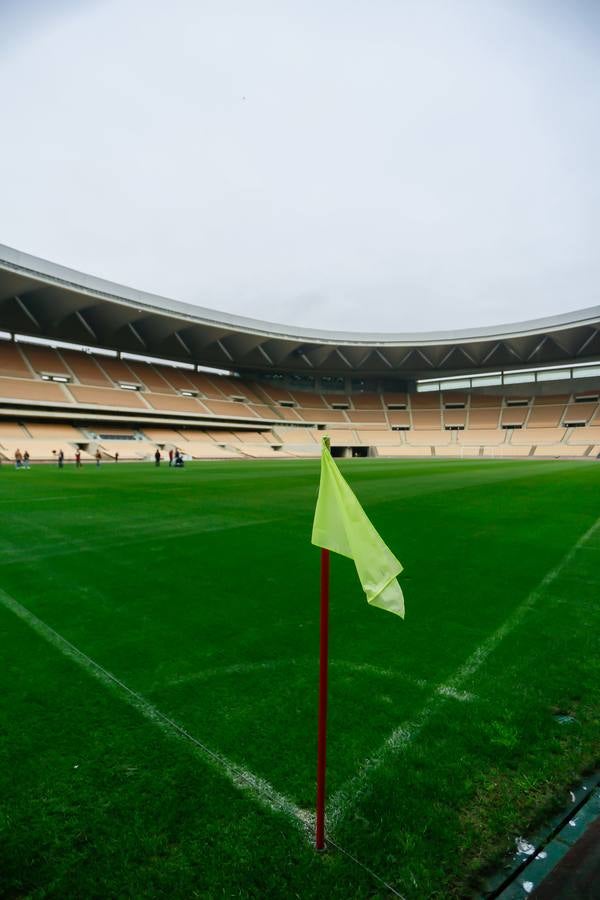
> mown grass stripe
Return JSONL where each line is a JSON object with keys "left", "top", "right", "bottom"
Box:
{"left": 328, "top": 514, "right": 600, "bottom": 829}
{"left": 0, "top": 588, "right": 312, "bottom": 834}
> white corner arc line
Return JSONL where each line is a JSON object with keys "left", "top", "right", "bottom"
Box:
{"left": 0, "top": 589, "right": 314, "bottom": 836}
{"left": 328, "top": 514, "right": 600, "bottom": 829}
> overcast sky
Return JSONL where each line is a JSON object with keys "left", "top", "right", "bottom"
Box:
{"left": 1, "top": 0, "right": 599, "bottom": 333}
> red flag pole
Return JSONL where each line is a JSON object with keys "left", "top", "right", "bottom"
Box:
{"left": 316, "top": 546, "right": 330, "bottom": 850}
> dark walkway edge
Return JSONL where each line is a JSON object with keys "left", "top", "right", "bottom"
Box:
{"left": 530, "top": 817, "right": 600, "bottom": 899}
{"left": 482, "top": 776, "right": 600, "bottom": 899}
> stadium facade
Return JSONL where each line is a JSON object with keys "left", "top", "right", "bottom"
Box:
{"left": 0, "top": 243, "right": 599, "bottom": 461}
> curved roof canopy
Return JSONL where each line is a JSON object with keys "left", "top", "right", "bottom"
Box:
{"left": 1, "top": 243, "right": 599, "bottom": 379}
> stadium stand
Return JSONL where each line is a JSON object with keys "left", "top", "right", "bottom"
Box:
{"left": 0, "top": 339, "right": 599, "bottom": 461}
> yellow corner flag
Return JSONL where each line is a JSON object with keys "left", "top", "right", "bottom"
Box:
{"left": 311, "top": 439, "right": 405, "bottom": 617}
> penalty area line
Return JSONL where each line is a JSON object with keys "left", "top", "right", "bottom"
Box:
{"left": 328, "top": 513, "right": 600, "bottom": 830}
{"left": 0, "top": 588, "right": 313, "bottom": 837}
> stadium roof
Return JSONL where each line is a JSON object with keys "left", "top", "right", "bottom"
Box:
{"left": 1, "top": 243, "right": 600, "bottom": 379}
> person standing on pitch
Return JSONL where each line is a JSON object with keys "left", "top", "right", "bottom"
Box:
{"left": 115, "top": 451, "right": 119, "bottom": 463}
{"left": 95, "top": 449, "right": 101, "bottom": 467}
{"left": 58, "top": 449, "right": 64, "bottom": 468}
{"left": 154, "top": 448, "right": 161, "bottom": 467}
{"left": 23, "top": 450, "right": 30, "bottom": 469}
{"left": 14, "top": 448, "right": 22, "bottom": 469}
{"left": 168, "top": 448, "right": 173, "bottom": 467}
{"left": 75, "top": 449, "right": 81, "bottom": 468}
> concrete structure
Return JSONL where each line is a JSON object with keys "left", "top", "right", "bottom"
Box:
{"left": 1, "top": 244, "right": 600, "bottom": 383}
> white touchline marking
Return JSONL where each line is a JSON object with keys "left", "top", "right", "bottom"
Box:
{"left": 435, "top": 685, "right": 475, "bottom": 702}
{"left": 328, "top": 514, "right": 600, "bottom": 829}
{"left": 0, "top": 589, "right": 313, "bottom": 836}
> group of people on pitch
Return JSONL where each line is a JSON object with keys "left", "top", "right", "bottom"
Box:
{"left": 13, "top": 449, "right": 30, "bottom": 469}
{"left": 155, "top": 448, "right": 185, "bottom": 467}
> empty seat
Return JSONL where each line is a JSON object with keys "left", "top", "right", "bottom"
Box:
{"left": 376, "top": 445, "right": 432, "bottom": 457}
{"left": 526, "top": 405, "right": 566, "bottom": 427}
{"left": 202, "top": 399, "right": 259, "bottom": 419}
{"left": 511, "top": 427, "right": 566, "bottom": 445}
{"left": 470, "top": 394, "right": 502, "bottom": 408}
{"left": 0, "top": 377, "right": 71, "bottom": 403}
{"left": 563, "top": 402, "right": 598, "bottom": 424}
{"left": 346, "top": 410, "right": 387, "bottom": 423}
{"left": 68, "top": 385, "right": 147, "bottom": 409}
{"left": 0, "top": 421, "right": 28, "bottom": 439}
{"left": 500, "top": 407, "right": 529, "bottom": 426}
{"left": 443, "top": 409, "right": 467, "bottom": 427}
{"left": 457, "top": 429, "right": 505, "bottom": 446}
{"left": 289, "top": 391, "right": 327, "bottom": 408}
{"left": 411, "top": 410, "right": 443, "bottom": 429}
{"left": 468, "top": 408, "right": 501, "bottom": 428}
{"left": 143, "top": 394, "right": 209, "bottom": 414}
{"left": 567, "top": 426, "right": 600, "bottom": 445}
{"left": 99, "top": 440, "right": 157, "bottom": 460}
{"left": 296, "top": 408, "right": 347, "bottom": 423}
{"left": 97, "top": 357, "right": 140, "bottom": 385}
{"left": 533, "top": 444, "right": 587, "bottom": 457}
{"left": 143, "top": 428, "right": 186, "bottom": 442}
{"left": 125, "top": 362, "right": 176, "bottom": 393}
{"left": 352, "top": 393, "right": 383, "bottom": 409}
{"left": 159, "top": 367, "right": 197, "bottom": 391}
{"left": 356, "top": 430, "right": 400, "bottom": 445}
{"left": 61, "top": 350, "right": 112, "bottom": 386}
{"left": 26, "top": 423, "right": 84, "bottom": 440}
{"left": 0, "top": 342, "right": 31, "bottom": 378}
{"left": 23, "top": 346, "right": 70, "bottom": 376}
{"left": 406, "top": 429, "right": 450, "bottom": 446}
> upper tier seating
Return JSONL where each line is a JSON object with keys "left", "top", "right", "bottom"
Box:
{"left": 125, "top": 362, "right": 176, "bottom": 393}
{"left": 61, "top": 350, "right": 112, "bottom": 386}
{"left": 0, "top": 342, "right": 32, "bottom": 378}
{"left": 0, "top": 377, "right": 71, "bottom": 403}
{"left": 98, "top": 357, "right": 140, "bottom": 384}
{"left": 562, "top": 402, "right": 598, "bottom": 424}
{"left": 468, "top": 408, "right": 501, "bottom": 428}
{"left": 68, "top": 385, "right": 147, "bottom": 409}
{"left": 23, "top": 346, "right": 71, "bottom": 376}
{"left": 352, "top": 393, "right": 383, "bottom": 409}
{"left": 411, "top": 410, "right": 443, "bottom": 429}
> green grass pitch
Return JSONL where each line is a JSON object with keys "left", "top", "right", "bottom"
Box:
{"left": 1, "top": 457, "right": 600, "bottom": 898}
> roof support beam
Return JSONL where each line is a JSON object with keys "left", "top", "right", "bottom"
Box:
{"left": 258, "top": 344, "right": 274, "bottom": 365}
{"left": 75, "top": 309, "right": 97, "bottom": 341}
{"left": 482, "top": 342, "right": 500, "bottom": 364}
{"left": 577, "top": 329, "right": 598, "bottom": 356}
{"left": 217, "top": 339, "right": 234, "bottom": 362}
{"left": 128, "top": 322, "right": 146, "bottom": 348}
{"left": 527, "top": 336, "right": 547, "bottom": 360}
{"left": 174, "top": 330, "right": 192, "bottom": 356}
{"left": 376, "top": 349, "right": 393, "bottom": 368}
{"left": 14, "top": 295, "right": 40, "bottom": 330}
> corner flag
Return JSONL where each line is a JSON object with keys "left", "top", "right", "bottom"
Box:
{"left": 311, "top": 439, "right": 405, "bottom": 617}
